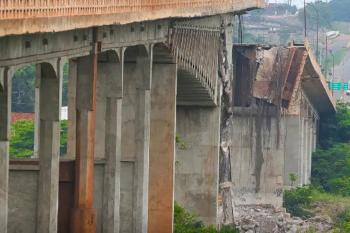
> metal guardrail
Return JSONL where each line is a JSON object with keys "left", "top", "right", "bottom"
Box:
{"left": 0, "top": 0, "right": 262, "bottom": 20}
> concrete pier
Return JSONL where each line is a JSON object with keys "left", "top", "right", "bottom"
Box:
{"left": 0, "top": 67, "right": 11, "bottom": 233}
{"left": 175, "top": 105, "right": 221, "bottom": 225}
{"left": 231, "top": 106, "right": 286, "bottom": 207}
{"left": 36, "top": 61, "right": 63, "bottom": 233}
{"left": 149, "top": 61, "right": 177, "bottom": 233}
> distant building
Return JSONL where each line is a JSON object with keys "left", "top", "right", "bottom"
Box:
{"left": 11, "top": 112, "right": 34, "bottom": 123}
{"left": 11, "top": 106, "right": 68, "bottom": 123}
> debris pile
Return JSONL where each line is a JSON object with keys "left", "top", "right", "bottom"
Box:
{"left": 234, "top": 205, "right": 333, "bottom": 233}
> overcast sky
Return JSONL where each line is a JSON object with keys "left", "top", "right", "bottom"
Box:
{"left": 272, "top": 0, "right": 328, "bottom": 8}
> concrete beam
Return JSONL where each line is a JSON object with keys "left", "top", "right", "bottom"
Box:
{"left": 0, "top": 67, "right": 12, "bottom": 233}
{"left": 36, "top": 59, "right": 63, "bottom": 233}
{"left": 148, "top": 63, "right": 177, "bottom": 233}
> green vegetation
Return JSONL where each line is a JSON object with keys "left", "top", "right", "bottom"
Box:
{"left": 10, "top": 120, "right": 68, "bottom": 158}
{"left": 10, "top": 120, "right": 35, "bottom": 158}
{"left": 312, "top": 103, "right": 350, "bottom": 196}
{"left": 283, "top": 187, "right": 313, "bottom": 219}
{"left": 289, "top": 173, "right": 298, "bottom": 186}
{"left": 176, "top": 135, "right": 188, "bottom": 150}
{"left": 174, "top": 203, "right": 239, "bottom": 233}
{"left": 284, "top": 103, "right": 350, "bottom": 231}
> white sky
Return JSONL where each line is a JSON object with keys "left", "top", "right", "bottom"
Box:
{"left": 272, "top": 0, "right": 329, "bottom": 8}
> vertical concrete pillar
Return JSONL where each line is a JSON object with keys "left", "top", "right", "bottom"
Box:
{"left": 122, "top": 46, "right": 152, "bottom": 233}
{"left": 312, "top": 118, "right": 317, "bottom": 151}
{"left": 67, "top": 60, "right": 77, "bottom": 159}
{"left": 175, "top": 105, "right": 221, "bottom": 225}
{"left": 302, "top": 117, "right": 307, "bottom": 185}
{"left": 134, "top": 50, "right": 152, "bottom": 233}
{"left": 148, "top": 63, "right": 177, "bottom": 233}
{"left": 100, "top": 50, "right": 124, "bottom": 233}
{"left": 284, "top": 115, "right": 302, "bottom": 187}
{"left": 0, "top": 67, "right": 12, "bottom": 233}
{"left": 299, "top": 114, "right": 305, "bottom": 186}
{"left": 71, "top": 50, "right": 98, "bottom": 233}
{"left": 307, "top": 116, "right": 313, "bottom": 183}
{"left": 33, "top": 78, "right": 40, "bottom": 158}
{"left": 36, "top": 60, "right": 63, "bottom": 233}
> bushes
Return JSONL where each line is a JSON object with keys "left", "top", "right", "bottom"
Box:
{"left": 334, "top": 209, "right": 350, "bottom": 232}
{"left": 174, "top": 203, "right": 239, "bottom": 233}
{"left": 10, "top": 119, "right": 68, "bottom": 157}
{"left": 10, "top": 120, "right": 35, "bottom": 158}
{"left": 283, "top": 187, "right": 313, "bottom": 219}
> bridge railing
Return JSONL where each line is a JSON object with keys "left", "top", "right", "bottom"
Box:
{"left": 0, "top": 0, "right": 262, "bottom": 20}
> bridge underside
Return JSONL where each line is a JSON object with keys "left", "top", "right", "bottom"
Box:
{"left": 0, "top": 5, "right": 337, "bottom": 233}
{"left": 0, "top": 15, "right": 228, "bottom": 233}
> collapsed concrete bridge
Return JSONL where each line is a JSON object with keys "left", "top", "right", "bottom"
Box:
{"left": 0, "top": 1, "right": 335, "bottom": 233}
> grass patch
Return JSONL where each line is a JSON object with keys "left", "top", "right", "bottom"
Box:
{"left": 284, "top": 186, "right": 350, "bottom": 232}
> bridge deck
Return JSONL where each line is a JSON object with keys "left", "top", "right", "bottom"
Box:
{"left": 0, "top": 0, "right": 264, "bottom": 36}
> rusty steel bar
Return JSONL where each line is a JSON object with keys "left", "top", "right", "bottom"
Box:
{"left": 0, "top": 0, "right": 261, "bottom": 20}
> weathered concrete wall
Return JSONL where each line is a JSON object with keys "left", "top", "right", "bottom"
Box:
{"left": 8, "top": 169, "right": 38, "bottom": 233}
{"left": 7, "top": 162, "right": 133, "bottom": 233}
{"left": 148, "top": 63, "right": 177, "bottom": 233}
{"left": 284, "top": 93, "right": 319, "bottom": 187}
{"left": 231, "top": 107, "right": 286, "bottom": 207}
{"left": 284, "top": 115, "right": 303, "bottom": 186}
{"left": 175, "top": 105, "right": 220, "bottom": 225}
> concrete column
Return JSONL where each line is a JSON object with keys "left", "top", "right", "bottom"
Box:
{"left": 36, "top": 60, "right": 63, "bottom": 233}
{"left": 71, "top": 50, "right": 98, "bottom": 233}
{"left": 303, "top": 117, "right": 309, "bottom": 185}
{"left": 299, "top": 115, "right": 305, "bottom": 186}
{"left": 100, "top": 50, "right": 124, "bottom": 233}
{"left": 175, "top": 104, "right": 221, "bottom": 225}
{"left": 134, "top": 51, "right": 152, "bottom": 233}
{"left": 67, "top": 60, "right": 77, "bottom": 159}
{"left": 312, "top": 117, "right": 317, "bottom": 152}
{"left": 0, "top": 67, "right": 12, "bottom": 233}
{"left": 121, "top": 46, "right": 152, "bottom": 233}
{"left": 284, "top": 115, "right": 302, "bottom": 187}
{"left": 307, "top": 117, "right": 313, "bottom": 183}
{"left": 33, "top": 78, "right": 40, "bottom": 158}
{"left": 148, "top": 63, "right": 177, "bottom": 233}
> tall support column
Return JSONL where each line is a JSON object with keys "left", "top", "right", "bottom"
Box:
{"left": 299, "top": 113, "right": 306, "bottom": 186}
{"left": 307, "top": 117, "right": 312, "bottom": 183}
{"left": 303, "top": 115, "right": 309, "bottom": 185}
{"left": 36, "top": 60, "right": 63, "bottom": 233}
{"left": 33, "top": 77, "right": 40, "bottom": 158}
{"left": 67, "top": 60, "right": 77, "bottom": 159}
{"left": 134, "top": 48, "right": 152, "bottom": 233}
{"left": 71, "top": 47, "right": 98, "bottom": 233}
{"left": 100, "top": 49, "right": 124, "bottom": 233}
{"left": 148, "top": 63, "right": 177, "bottom": 233}
{"left": 0, "top": 67, "right": 12, "bottom": 233}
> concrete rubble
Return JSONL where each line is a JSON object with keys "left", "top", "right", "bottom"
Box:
{"left": 234, "top": 205, "right": 333, "bottom": 233}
